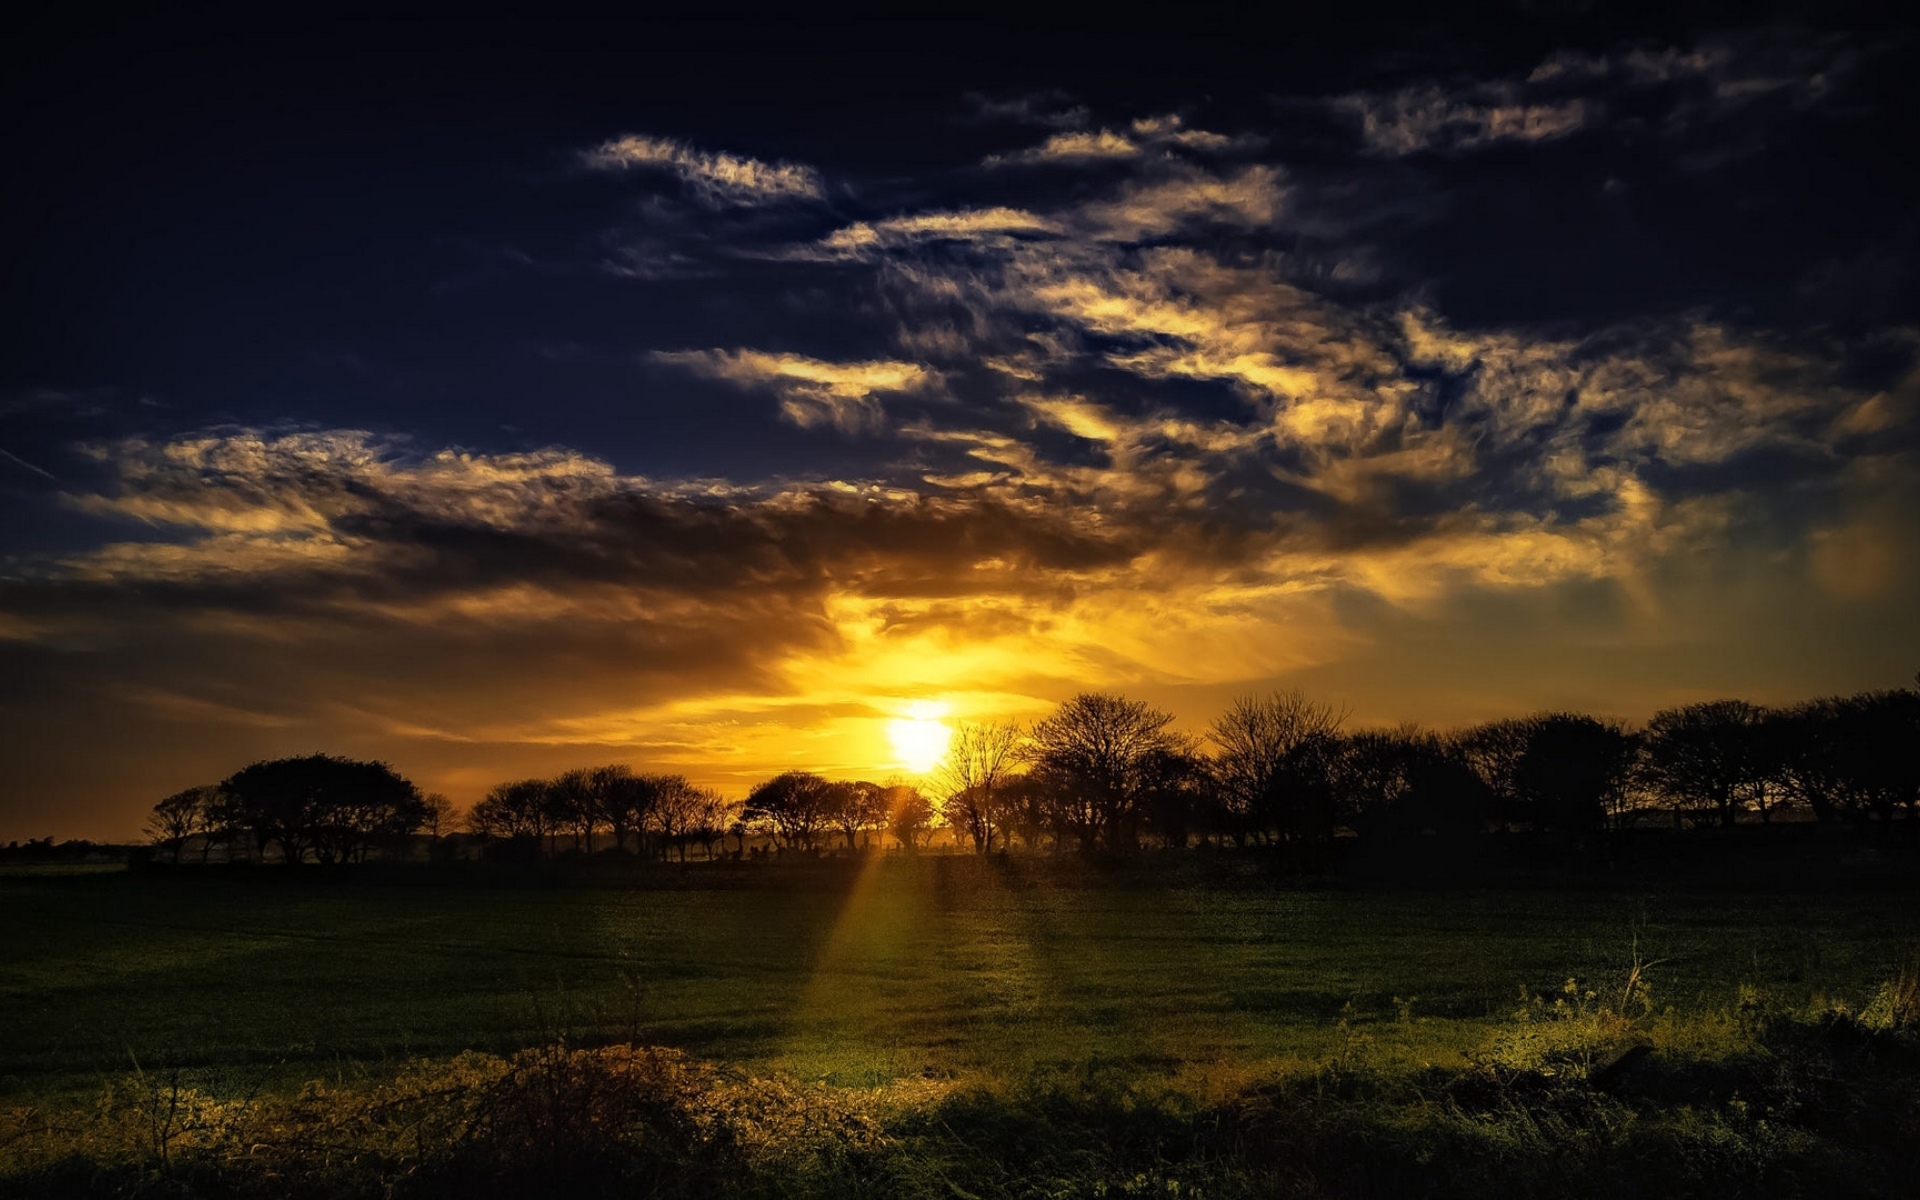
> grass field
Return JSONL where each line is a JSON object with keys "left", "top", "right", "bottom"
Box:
{"left": 4, "top": 855, "right": 1913, "bottom": 1105}
{"left": 6, "top": 857, "right": 1919, "bottom": 1196}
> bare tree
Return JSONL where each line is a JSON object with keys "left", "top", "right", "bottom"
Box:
{"left": 937, "top": 721, "right": 1022, "bottom": 853}
{"left": 548, "top": 769, "right": 599, "bottom": 855}
{"left": 421, "top": 793, "right": 456, "bottom": 840}
{"left": 146, "top": 786, "right": 216, "bottom": 864}
{"left": 649, "top": 775, "right": 708, "bottom": 861}
{"left": 688, "top": 790, "right": 736, "bottom": 860}
{"left": 1028, "top": 693, "right": 1187, "bottom": 851}
{"left": 1210, "top": 690, "right": 1345, "bottom": 844}
{"left": 590, "top": 765, "right": 653, "bottom": 854}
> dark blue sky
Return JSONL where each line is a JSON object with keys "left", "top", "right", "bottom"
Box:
{"left": 3, "top": 7, "right": 1916, "bottom": 838}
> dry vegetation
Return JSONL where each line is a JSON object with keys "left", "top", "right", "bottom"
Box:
{"left": 4, "top": 866, "right": 1918, "bottom": 1196}
{"left": 6, "top": 982, "right": 1920, "bottom": 1199}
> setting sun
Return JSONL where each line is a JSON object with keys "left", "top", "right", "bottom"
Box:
{"left": 886, "top": 701, "right": 953, "bottom": 774}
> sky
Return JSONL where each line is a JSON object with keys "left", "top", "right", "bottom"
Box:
{"left": 3, "top": 7, "right": 1917, "bottom": 840}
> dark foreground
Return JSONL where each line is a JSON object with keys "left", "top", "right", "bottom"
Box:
{"left": 3, "top": 851, "right": 1917, "bottom": 1197}
{"left": 5, "top": 1018, "right": 1918, "bottom": 1199}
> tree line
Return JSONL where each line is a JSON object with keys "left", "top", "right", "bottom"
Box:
{"left": 145, "top": 682, "right": 1920, "bottom": 864}
{"left": 932, "top": 686, "right": 1920, "bottom": 854}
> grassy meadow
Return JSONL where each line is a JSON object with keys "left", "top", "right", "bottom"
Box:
{"left": 4, "top": 856, "right": 1919, "bottom": 1196}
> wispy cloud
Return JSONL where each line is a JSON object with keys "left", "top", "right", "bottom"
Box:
{"left": 1081, "top": 165, "right": 1286, "bottom": 240}
{"left": 1338, "top": 35, "right": 1855, "bottom": 157}
{"left": 811, "top": 207, "right": 1063, "bottom": 260}
{"left": 583, "top": 134, "right": 825, "bottom": 206}
{"left": 1337, "top": 85, "right": 1593, "bottom": 156}
{"left": 985, "top": 114, "right": 1250, "bottom": 167}
{"left": 651, "top": 349, "right": 935, "bottom": 431}
{"left": 964, "top": 90, "right": 1090, "bottom": 130}
{"left": 986, "top": 128, "right": 1141, "bottom": 167}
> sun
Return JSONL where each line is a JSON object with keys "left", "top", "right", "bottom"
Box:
{"left": 886, "top": 700, "right": 953, "bottom": 775}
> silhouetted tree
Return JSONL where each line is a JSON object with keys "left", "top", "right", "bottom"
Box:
{"left": 1027, "top": 693, "right": 1187, "bottom": 851}
{"left": 146, "top": 785, "right": 217, "bottom": 864}
{"left": 1332, "top": 729, "right": 1406, "bottom": 837}
{"left": 1640, "top": 701, "right": 1768, "bottom": 827}
{"left": 467, "top": 778, "right": 550, "bottom": 845}
{"left": 937, "top": 721, "right": 1022, "bottom": 853}
{"left": 1211, "top": 690, "right": 1345, "bottom": 844}
{"left": 743, "top": 772, "right": 834, "bottom": 852}
{"left": 826, "top": 780, "right": 886, "bottom": 851}
{"left": 1331, "top": 727, "right": 1491, "bottom": 841}
{"left": 588, "top": 765, "right": 651, "bottom": 854}
{"left": 548, "top": 769, "right": 599, "bottom": 855}
{"left": 421, "top": 793, "right": 456, "bottom": 841}
{"left": 221, "top": 755, "right": 425, "bottom": 865}
{"left": 688, "top": 791, "right": 735, "bottom": 860}
{"left": 992, "top": 774, "right": 1055, "bottom": 851}
{"left": 649, "top": 775, "right": 708, "bottom": 860}
{"left": 1514, "top": 714, "right": 1638, "bottom": 834}
{"left": 1138, "top": 747, "right": 1212, "bottom": 848}
{"left": 1773, "top": 690, "right": 1920, "bottom": 822}
{"left": 197, "top": 786, "right": 251, "bottom": 862}
{"left": 882, "top": 783, "right": 933, "bottom": 850}
{"left": 1452, "top": 718, "right": 1534, "bottom": 829}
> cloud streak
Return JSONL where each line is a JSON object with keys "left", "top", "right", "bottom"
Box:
{"left": 1335, "top": 35, "right": 1857, "bottom": 157}
{"left": 651, "top": 350, "right": 937, "bottom": 431}
{"left": 985, "top": 114, "right": 1251, "bottom": 167}
{"left": 584, "top": 134, "right": 825, "bottom": 206}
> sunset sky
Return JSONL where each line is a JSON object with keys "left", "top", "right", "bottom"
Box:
{"left": 3, "top": 10, "right": 1916, "bottom": 840}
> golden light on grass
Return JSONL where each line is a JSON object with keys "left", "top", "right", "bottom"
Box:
{"left": 886, "top": 700, "right": 953, "bottom": 775}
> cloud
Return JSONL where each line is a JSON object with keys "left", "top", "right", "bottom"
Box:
{"left": 1338, "top": 85, "right": 1593, "bottom": 156}
{"left": 1081, "top": 165, "right": 1286, "bottom": 240}
{"left": 814, "top": 207, "right": 1062, "bottom": 259}
{"left": 583, "top": 134, "right": 825, "bottom": 206}
{"left": 10, "top": 39, "right": 1915, "bottom": 839}
{"left": 986, "top": 128, "right": 1141, "bottom": 166}
{"left": 11, "top": 269, "right": 1915, "bottom": 836}
{"left": 1339, "top": 34, "right": 1855, "bottom": 157}
{"left": 651, "top": 349, "right": 936, "bottom": 431}
{"left": 964, "top": 90, "right": 1090, "bottom": 129}
{"left": 985, "top": 113, "right": 1250, "bottom": 167}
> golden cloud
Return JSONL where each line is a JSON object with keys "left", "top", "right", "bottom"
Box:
{"left": 584, "top": 133, "right": 825, "bottom": 206}
{"left": 652, "top": 349, "right": 936, "bottom": 431}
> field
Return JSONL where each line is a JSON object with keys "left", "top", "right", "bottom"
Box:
{"left": 4, "top": 856, "right": 1919, "bottom": 1196}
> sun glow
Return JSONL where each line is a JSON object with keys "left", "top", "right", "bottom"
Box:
{"left": 885, "top": 701, "right": 953, "bottom": 774}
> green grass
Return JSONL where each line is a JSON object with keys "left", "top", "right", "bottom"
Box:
{"left": 3, "top": 856, "right": 1913, "bottom": 1105}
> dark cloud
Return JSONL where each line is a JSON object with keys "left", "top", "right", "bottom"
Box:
{"left": 962, "top": 90, "right": 1092, "bottom": 131}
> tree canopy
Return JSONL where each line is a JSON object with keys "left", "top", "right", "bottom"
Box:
{"left": 221, "top": 754, "right": 427, "bottom": 865}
